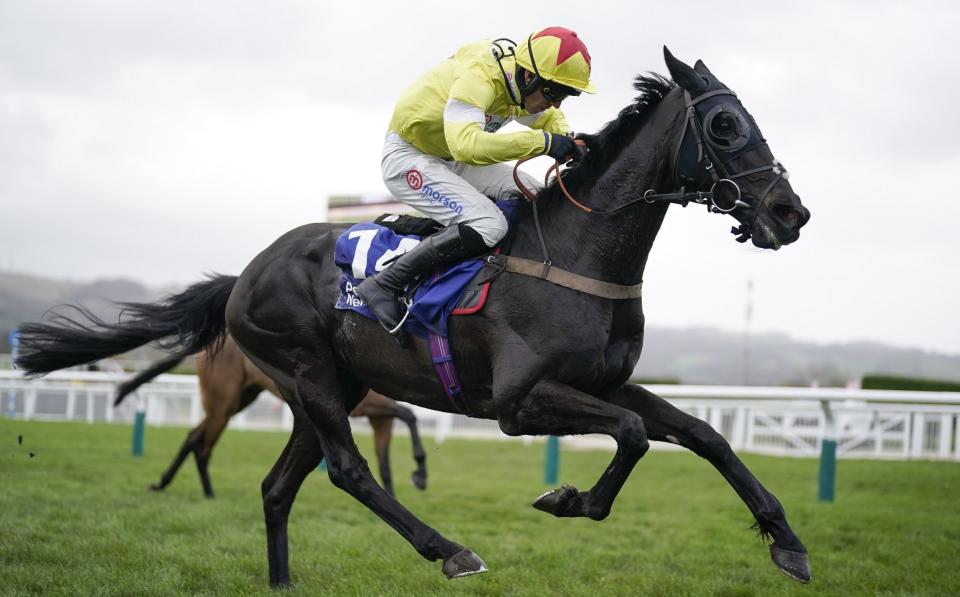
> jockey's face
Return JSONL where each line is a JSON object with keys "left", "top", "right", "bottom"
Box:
{"left": 522, "top": 71, "right": 564, "bottom": 113}
{"left": 525, "top": 87, "right": 561, "bottom": 113}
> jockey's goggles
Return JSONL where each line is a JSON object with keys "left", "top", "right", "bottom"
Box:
{"left": 540, "top": 80, "right": 581, "bottom": 103}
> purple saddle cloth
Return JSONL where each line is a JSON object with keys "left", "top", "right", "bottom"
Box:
{"left": 334, "top": 200, "right": 520, "bottom": 338}
{"left": 334, "top": 223, "right": 487, "bottom": 338}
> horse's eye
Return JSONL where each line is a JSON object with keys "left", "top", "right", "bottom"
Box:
{"left": 710, "top": 112, "right": 738, "bottom": 139}
{"left": 704, "top": 104, "right": 750, "bottom": 152}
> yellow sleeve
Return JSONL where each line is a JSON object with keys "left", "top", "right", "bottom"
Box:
{"left": 443, "top": 70, "right": 547, "bottom": 166}
{"left": 520, "top": 108, "right": 571, "bottom": 135}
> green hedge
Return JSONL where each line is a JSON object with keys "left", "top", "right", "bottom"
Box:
{"left": 861, "top": 374, "right": 960, "bottom": 392}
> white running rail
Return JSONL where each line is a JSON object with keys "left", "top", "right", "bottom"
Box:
{"left": 2, "top": 370, "right": 959, "bottom": 461}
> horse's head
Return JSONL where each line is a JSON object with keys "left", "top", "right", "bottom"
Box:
{"left": 663, "top": 48, "right": 810, "bottom": 249}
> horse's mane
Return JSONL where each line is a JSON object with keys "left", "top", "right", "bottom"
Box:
{"left": 534, "top": 73, "right": 676, "bottom": 205}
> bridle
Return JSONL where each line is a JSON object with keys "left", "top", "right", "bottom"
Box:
{"left": 512, "top": 83, "right": 791, "bottom": 247}
{"left": 649, "top": 87, "right": 790, "bottom": 243}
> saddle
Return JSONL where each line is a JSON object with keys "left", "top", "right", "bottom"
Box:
{"left": 333, "top": 204, "right": 518, "bottom": 339}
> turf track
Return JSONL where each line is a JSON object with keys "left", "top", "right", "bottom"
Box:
{"left": 1, "top": 419, "right": 958, "bottom": 596}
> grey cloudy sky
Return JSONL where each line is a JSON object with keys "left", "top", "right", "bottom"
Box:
{"left": 2, "top": 1, "right": 959, "bottom": 354}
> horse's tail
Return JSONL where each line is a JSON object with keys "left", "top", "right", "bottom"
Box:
{"left": 113, "top": 350, "right": 190, "bottom": 407}
{"left": 15, "top": 274, "right": 237, "bottom": 376}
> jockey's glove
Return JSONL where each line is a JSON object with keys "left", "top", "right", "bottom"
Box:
{"left": 544, "top": 133, "right": 586, "bottom": 164}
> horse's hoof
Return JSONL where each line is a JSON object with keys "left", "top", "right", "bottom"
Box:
{"left": 411, "top": 471, "right": 427, "bottom": 491}
{"left": 532, "top": 484, "right": 584, "bottom": 517}
{"left": 148, "top": 484, "right": 164, "bottom": 492}
{"left": 770, "top": 546, "right": 812, "bottom": 583}
{"left": 442, "top": 548, "right": 487, "bottom": 579}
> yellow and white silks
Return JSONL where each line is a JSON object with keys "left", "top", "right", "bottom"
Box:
{"left": 382, "top": 39, "right": 572, "bottom": 247}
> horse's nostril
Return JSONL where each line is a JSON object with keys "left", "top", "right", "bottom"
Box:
{"left": 772, "top": 203, "right": 804, "bottom": 228}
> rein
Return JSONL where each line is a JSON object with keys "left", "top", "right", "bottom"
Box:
{"left": 502, "top": 145, "right": 643, "bottom": 300}
{"left": 499, "top": 84, "right": 788, "bottom": 298}
{"left": 510, "top": 86, "right": 789, "bottom": 246}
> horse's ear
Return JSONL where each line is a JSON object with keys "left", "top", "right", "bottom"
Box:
{"left": 664, "top": 46, "right": 707, "bottom": 94}
{"left": 693, "top": 59, "right": 715, "bottom": 78}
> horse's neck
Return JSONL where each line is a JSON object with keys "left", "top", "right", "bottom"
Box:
{"left": 519, "top": 93, "right": 685, "bottom": 285}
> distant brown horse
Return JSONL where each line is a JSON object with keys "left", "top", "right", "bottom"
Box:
{"left": 114, "top": 335, "right": 427, "bottom": 498}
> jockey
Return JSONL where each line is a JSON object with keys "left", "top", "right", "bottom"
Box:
{"left": 357, "top": 26, "right": 597, "bottom": 333}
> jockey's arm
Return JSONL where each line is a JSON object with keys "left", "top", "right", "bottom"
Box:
{"left": 443, "top": 72, "right": 569, "bottom": 166}
{"left": 518, "top": 108, "right": 571, "bottom": 139}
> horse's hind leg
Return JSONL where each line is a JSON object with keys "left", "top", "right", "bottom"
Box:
{"left": 607, "top": 384, "right": 811, "bottom": 583}
{"left": 368, "top": 415, "right": 395, "bottom": 497}
{"left": 193, "top": 384, "right": 263, "bottom": 498}
{"left": 293, "top": 359, "right": 483, "bottom": 579}
{"left": 354, "top": 392, "right": 427, "bottom": 490}
{"left": 393, "top": 403, "right": 428, "bottom": 490}
{"left": 193, "top": 412, "right": 228, "bottom": 498}
{"left": 261, "top": 403, "right": 323, "bottom": 588}
{"left": 150, "top": 422, "right": 205, "bottom": 492}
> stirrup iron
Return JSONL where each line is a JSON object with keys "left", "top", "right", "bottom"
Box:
{"left": 387, "top": 297, "right": 413, "bottom": 335}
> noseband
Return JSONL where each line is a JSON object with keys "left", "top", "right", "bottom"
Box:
{"left": 643, "top": 88, "right": 789, "bottom": 242}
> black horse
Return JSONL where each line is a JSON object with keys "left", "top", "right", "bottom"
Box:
{"left": 16, "top": 49, "right": 812, "bottom": 585}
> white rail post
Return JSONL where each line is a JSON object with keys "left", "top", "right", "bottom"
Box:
{"left": 24, "top": 387, "right": 36, "bottom": 419}
{"left": 105, "top": 389, "right": 114, "bottom": 423}
{"left": 189, "top": 388, "right": 202, "bottom": 424}
{"left": 910, "top": 413, "right": 925, "bottom": 458}
{"left": 954, "top": 415, "right": 960, "bottom": 461}
{"left": 731, "top": 407, "right": 746, "bottom": 450}
{"left": 86, "top": 390, "right": 95, "bottom": 424}
{"left": 5, "top": 385, "right": 15, "bottom": 418}
{"left": 436, "top": 412, "right": 453, "bottom": 444}
{"left": 899, "top": 413, "right": 910, "bottom": 459}
{"left": 708, "top": 406, "right": 723, "bottom": 436}
{"left": 66, "top": 387, "right": 77, "bottom": 420}
{"left": 938, "top": 414, "right": 951, "bottom": 460}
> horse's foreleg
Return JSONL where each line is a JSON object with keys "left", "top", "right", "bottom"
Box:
{"left": 499, "top": 378, "right": 649, "bottom": 521}
{"left": 295, "top": 361, "right": 483, "bottom": 579}
{"left": 368, "top": 415, "right": 395, "bottom": 497}
{"left": 607, "top": 383, "right": 811, "bottom": 583}
{"left": 261, "top": 403, "right": 323, "bottom": 588}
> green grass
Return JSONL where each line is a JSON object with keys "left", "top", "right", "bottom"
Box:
{"left": 1, "top": 419, "right": 959, "bottom": 596}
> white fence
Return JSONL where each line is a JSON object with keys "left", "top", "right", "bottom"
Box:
{"left": 2, "top": 370, "right": 959, "bottom": 461}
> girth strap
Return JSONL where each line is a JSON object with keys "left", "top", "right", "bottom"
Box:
{"left": 486, "top": 254, "right": 642, "bottom": 300}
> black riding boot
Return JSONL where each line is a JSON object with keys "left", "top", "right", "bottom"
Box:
{"left": 355, "top": 224, "right": 489, "bottom": 333}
